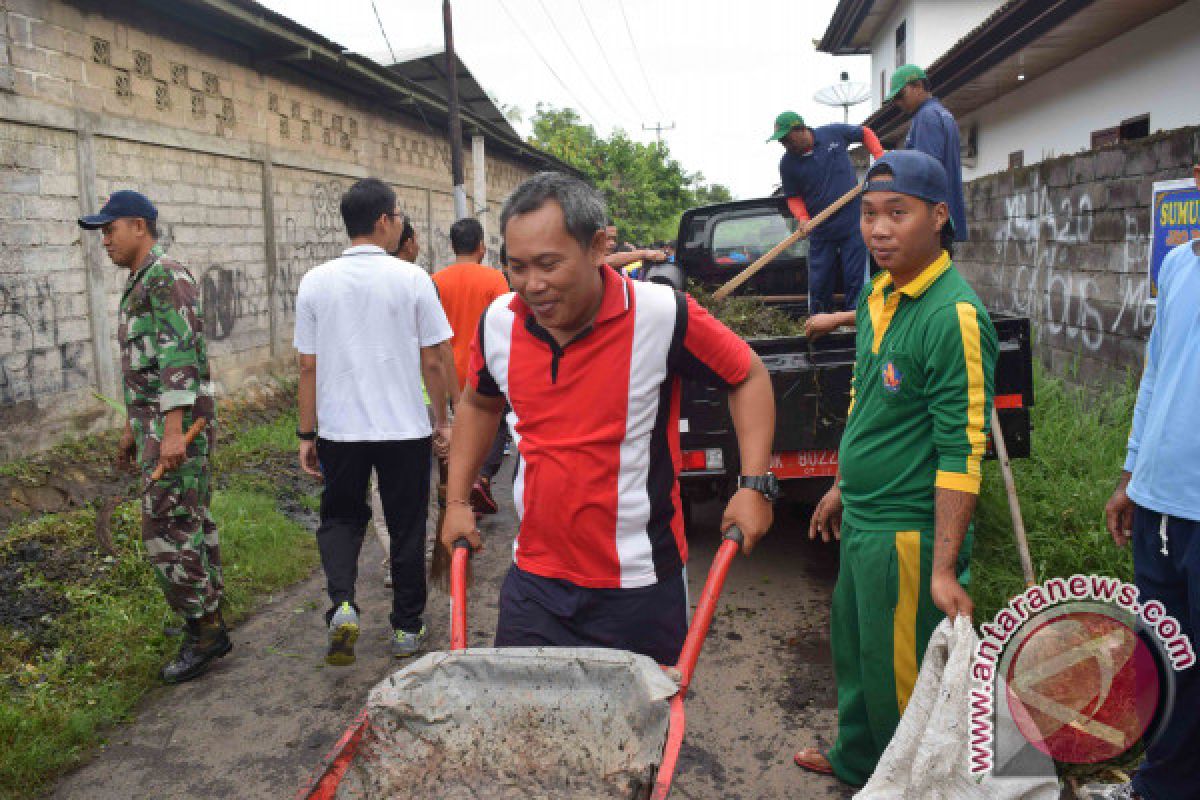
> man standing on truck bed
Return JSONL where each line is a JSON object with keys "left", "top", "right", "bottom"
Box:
{"left": 439, "top": 171, "right": 777, "bottom": 665}
{"left": 889, "top": 64, "right": 968, "bottom": 242}
{"left": 794, "top": 150, "right": 997, "bottom": 787}
{"left": 769, "top": 111, "right": 884, "bottom": 316}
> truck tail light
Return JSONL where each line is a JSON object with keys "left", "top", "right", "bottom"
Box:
{"left": 681, "top": 449, "right": 724, "bottom": 471}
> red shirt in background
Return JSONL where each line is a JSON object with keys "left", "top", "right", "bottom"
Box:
{"left": 432, "top": 261, "right": 511, "bottom": 389}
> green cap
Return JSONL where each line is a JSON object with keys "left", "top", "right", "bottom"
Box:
{"left": 887, "top": 64, "right": 927, "bottom": 101}
{"left": 767, "top": 111, "right": 805, "bottom": 142}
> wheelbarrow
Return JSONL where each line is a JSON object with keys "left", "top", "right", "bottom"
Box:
{"left": 295, "top": 526, "right": 748, "bottom": 799}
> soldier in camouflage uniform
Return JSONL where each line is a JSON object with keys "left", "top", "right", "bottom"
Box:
{"left": 79, "top": 190, "right": 230, "bottom": 684}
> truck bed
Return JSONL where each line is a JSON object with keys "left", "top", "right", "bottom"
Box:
{"left": 678, "top": 312, "right": 1033, "bottom": 502}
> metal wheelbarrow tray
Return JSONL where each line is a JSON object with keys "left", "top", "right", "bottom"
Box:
{"left": 297, "top": 528, "right": 746, "bottom": 800}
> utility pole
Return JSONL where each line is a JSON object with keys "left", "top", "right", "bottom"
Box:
{"left": 443, "top": 0, "right": 468, "bottom": 220}
{"left": 641, "top": 121, "right": 676, "bottom": 146}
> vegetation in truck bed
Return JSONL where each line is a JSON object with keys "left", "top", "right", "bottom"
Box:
{"left": 687, "top": 280, "right": 805, "bottom": 339}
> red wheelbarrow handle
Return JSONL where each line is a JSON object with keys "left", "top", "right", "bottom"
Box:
{"left": 450, "top": 538, "right": 472, "bottom": 651}
{"left": 652, "top": 525, "right": 745, "bottom": 800}
{"left": 674, "top": 525, "right": 744, "bottom": 694}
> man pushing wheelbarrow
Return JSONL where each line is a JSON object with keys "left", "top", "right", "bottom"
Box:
{"left": 439, "top": 170, "right": 776, "bottom": 663}
{"left": 297, "top": 172, "right": 777, "bottom": 800}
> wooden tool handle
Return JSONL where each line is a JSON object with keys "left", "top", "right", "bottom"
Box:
{"left": 712, "top": 183, "right": 865, "bottom": 301}
{"left": 150, "top": 418, "right": 208, "bottom": 481}
{"left": 990, "top": 407, "right": 1035, "bottom": 587}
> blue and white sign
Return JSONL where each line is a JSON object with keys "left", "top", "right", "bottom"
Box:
{"left": 1150, "top": 178, "right": 1200, "bottom": 299}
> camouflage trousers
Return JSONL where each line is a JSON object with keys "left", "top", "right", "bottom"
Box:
{"left": 133, "top": 413, "right": 223, "bottom": 619}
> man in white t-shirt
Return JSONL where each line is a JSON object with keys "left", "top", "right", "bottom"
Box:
{"left": 294, "top": 178, "right": 453, "bottom": 665}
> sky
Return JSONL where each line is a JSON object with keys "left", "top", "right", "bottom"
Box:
{"left": 257, "top": 0, "right": 870, "bottom": 199}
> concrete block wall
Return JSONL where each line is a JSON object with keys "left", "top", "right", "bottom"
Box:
{"left": 956, "top": 126, "right": 1200, "bottom": 387}
{"left": 0, "top": 0, "right": 539, "bottom": 459}
{"left": 0, "top": 120, "right": 93, "bottom": 424}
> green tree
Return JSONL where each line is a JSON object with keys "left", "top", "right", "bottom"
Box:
{"left": 529, "top": 105, "right": 733, "bottom": 244}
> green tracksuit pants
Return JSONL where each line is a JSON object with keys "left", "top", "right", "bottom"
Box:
{"left": 826, "top": 525, "right": 972, "bottom": 786}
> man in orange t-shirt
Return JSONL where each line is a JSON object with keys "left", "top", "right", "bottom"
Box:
{"left": 433, "top": 217, "right": 510, "bottom": 512}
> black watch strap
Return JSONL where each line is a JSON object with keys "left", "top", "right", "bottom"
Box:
{"left": 297, "top": 429, "right": 317, "bottom": 441}
{"left": 739, "top": 473, "right": 780, "bottom": 501}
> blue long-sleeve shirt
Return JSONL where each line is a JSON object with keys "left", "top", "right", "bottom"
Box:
{"left": 905, "top": 97, "right": 968, "bottom": 241}
{"left": 1124, "top": 239, "right": 1200, "bottom": 521}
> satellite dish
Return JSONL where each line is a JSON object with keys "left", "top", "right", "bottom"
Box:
{"left": 814, "top": 71, "right": 871, "bottom": 123}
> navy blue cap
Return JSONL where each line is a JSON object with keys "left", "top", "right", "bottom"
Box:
{"left": 864, "top": 150, "right": 954, "bottom": 234}
{"left": 77, "top": 190, "right": 158, "bottom": 229}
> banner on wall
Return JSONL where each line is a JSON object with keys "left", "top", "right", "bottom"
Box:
{"left": 1150, "top": 178, "right": 1200, "bottom": 299}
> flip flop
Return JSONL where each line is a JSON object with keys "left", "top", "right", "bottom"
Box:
{"left": 793, "top": 747, "right": 834, "bottom": 776}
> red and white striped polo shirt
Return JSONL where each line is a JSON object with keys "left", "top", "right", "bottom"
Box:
{"left": 467, "top": 265, "right": 752, "bottom": 589}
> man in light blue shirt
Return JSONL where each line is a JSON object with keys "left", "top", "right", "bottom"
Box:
{"left": 1104, "top": 164, "right": 1200, "bottom": 800}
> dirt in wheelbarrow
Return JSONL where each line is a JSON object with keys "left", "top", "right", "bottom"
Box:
{"left": 335, "top": 729, "right": 657, "bottom": 800}
{"left": 51, "top": 484, "right": 855, "bottom": 799}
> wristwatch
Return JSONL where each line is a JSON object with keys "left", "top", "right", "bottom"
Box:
{"left": 739, "top": 472, "right": 781, "bottom": 503}
{"left": 296, "top": 429, "right": 317, "bottom": 441}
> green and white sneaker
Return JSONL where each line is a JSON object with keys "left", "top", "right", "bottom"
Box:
{"left": 325, "top": 602, "right": 359, "bottom": 666}
{"left": 391, "top": 624, "right": 427, "bottom": 659}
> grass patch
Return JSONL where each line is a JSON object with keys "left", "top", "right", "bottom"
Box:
{"left": 0, "top": 406, "right": 317, "bottom": 799}
{"left": 973, "top": 367, "right": 1140, "bottom": 784}
{"left": 974, "top": 368, "right": 1136, "bottom": 623}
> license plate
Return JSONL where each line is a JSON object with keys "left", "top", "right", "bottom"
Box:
{"left": 770, "top": 449, "right": 838, "bottom": 479}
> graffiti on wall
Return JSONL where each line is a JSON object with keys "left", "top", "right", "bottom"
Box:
{"left": 993, "top": 174, "right": 1155, "bottom": 357}
{"left": 277, "top": 179, "right": 347, "bottom": 316}
{"left": 200, "top": 265, "right": 268, "bottom": 341}
{"left": 0, "top": 276, "right": 87, "bottom": 405}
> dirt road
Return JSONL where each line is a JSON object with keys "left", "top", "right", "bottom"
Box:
{"left": 52, "top": 472, "right": 852, "bottom": 799}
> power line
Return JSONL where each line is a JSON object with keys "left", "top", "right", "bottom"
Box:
{"left": 368, "top": 0, "right": 397, "bottom": 63}
{"left": 533, "top": 0, "right": 625, "bottom": 122}
{"left": 496, "top": 0, "right": 602, "bottom": 127}
{"left": 367, "top": 0, "right": 452, "bottom": 173}
{"left": 574, "top": 0, "right": 646, "bottom": 121}
{"left": 615, "top": 0, "right": 664, "bottom": 118}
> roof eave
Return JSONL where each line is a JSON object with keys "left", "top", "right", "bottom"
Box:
{"left": 129, "top": 0, "right": 581, "bottom": 177}
{"left": 817, "top": 0, "right": 877, "bottom": 54}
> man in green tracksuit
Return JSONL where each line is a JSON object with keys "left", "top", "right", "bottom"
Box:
{"left": 793, "top": 150, "right": 997, "bottom": 786}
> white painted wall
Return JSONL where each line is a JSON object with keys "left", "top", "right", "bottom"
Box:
{"left": 869, "top": 0, "right": 913, "bottom": 114}
{"left": 960, "top": 0, "right": 1200, "bottom": 179}
{"left": 866, "top": 0, "right": 1002, "bottom": 115}
{"left": 912, "top": 1, "right": 1004, "bottom": 75}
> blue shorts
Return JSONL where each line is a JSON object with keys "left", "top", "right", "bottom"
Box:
{"left": 494, "top": 565, "right": 688, "bottom": 665}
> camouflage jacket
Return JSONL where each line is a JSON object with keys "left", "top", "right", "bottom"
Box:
{"left": 118, "top": 244, "right": 215, "bottom": 424}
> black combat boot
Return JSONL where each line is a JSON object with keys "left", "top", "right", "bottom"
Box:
{"left": 160, "top": 611, "right": 232, "bottom": 684}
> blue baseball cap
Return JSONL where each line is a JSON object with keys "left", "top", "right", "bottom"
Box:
{"left": 77, "top": 190, "right": 158, "bottom": 229}
{"left": 864, "top": 150, "right": 955, "bottom": 234}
